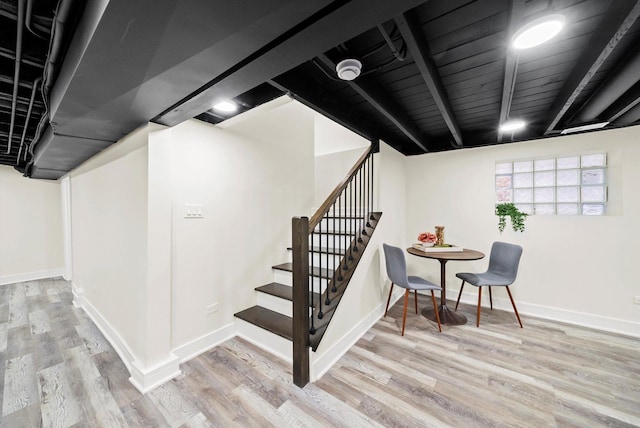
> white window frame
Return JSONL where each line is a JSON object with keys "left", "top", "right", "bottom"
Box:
{"left": 495, "top": 153, "right": 607, "bottom": 216}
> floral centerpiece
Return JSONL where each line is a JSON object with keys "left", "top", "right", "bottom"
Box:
{"left": 417, "top": 232, "right": 437, "bottom": 246}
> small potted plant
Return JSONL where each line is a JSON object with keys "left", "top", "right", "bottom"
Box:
{"left": 495, "top": 203, "right": 527, "bottom": 233}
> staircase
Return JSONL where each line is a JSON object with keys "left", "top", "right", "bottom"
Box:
{"left": 234, "top": 145, "right": 380, "bottom": 386}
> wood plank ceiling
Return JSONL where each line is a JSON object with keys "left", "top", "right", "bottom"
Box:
{"left": 1, "top": 0, "right": 640, "bottom": 178}
{"left": 269, "top": 0, "right": 640, "bottom": 155}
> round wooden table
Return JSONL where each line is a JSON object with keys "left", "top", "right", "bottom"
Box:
{"left": 407, "top": 247, "right": 485, "bottom": 325}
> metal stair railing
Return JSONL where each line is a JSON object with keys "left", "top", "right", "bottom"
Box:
{"left": 291, "top": 142, "right": 377, "bottom": 387}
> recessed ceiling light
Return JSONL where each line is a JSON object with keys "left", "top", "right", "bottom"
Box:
{"left": 213, "top": 100, "right": 237, "bottom": 113}
{"left": 560, "top": 122, "right": 609, "bottom": 134}
{"left": 512, "top": 14, "right": 565, "bottom": 50}
{"left": 500, "top": 119, "right": 526, "bottom": 132}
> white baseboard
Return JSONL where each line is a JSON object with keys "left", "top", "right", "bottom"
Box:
{"left": 0, "top": 268, "right": 65, "bottom": 286}
{"left": 452, "top": 289, "right": 640, "bottom": 338}
{"left": 129, "top": 356, "right": 181, "bottom": 394}
{"left": 72, "top": 282, "right": 181, "bottom": 394}
{"left": 172, "top": 323, "right": 236, "bottom": 363}
{"left": 72, "top": 282, "right": 136, "bottom": 373}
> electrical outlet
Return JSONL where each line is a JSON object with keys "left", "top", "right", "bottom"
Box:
{"left": 634, "top": 296, "right": 640, "bottom": 305}
{"left": 206, "top": 303, "right": 218, "bottom": 314}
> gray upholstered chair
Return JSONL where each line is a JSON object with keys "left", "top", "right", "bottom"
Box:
{"left": 383, "top": 244, "right": 442, "bottom": 335}
{"left": 455, "top": 241, "right": 523, "bottom": 328}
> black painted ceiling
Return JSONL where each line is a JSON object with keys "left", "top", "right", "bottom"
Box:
{"left": 1, "top": 0, "right": 640, "bottom": 179}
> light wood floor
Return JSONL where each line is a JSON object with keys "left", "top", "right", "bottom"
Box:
{"left": 1, "top": 278, "right": 639, "bottom": 427}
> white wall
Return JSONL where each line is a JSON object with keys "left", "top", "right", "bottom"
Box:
{"left": 166, "top": 102, "right": 315, "bottom": 352}
{"left": 314, "top": 148, "right": 367, "bottom": 207}
{"left": 314, "top": 113, "right": 370, "bottom": 157}
{"left": 405, "top": 125, "right": 640, "bottom": 336}
{"left": 0, "top": 166, "right": 64, "bottom": 284}
{"left": 69, "top": 127, "right": 150, "bottom": 363}
{"left": 313, "top": 114, "right": 370, "bottom": 206}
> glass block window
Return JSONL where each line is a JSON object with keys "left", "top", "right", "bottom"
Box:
{"left": 495, "top": 154, "right": 607, "bottom": 215}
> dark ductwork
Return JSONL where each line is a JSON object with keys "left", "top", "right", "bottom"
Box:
{"left": 6, "top": 0, "right": 25, "bottom": 155}
{"left": 27, "top": 0, "right": 104, "bottom": 178}
{"left": 17, "top": 77, "right": 40, "bottom": 162}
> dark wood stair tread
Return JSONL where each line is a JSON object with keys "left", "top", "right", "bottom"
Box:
{"left": 272, "top": 262, "right": 332, "bottom": 279}
{"left": 255, "top": 282, "right": 320, "bottom": 305}
{"left": 234, "top": 306, "right": 293, "bottom": 341}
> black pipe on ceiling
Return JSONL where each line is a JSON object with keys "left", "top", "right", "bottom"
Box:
{"left": 26, "top": 0, "right": 48, "bottom": 39}
{"left": 613, "top": 99, "right": 640, "bottom": 125}
{"left": 6, "top": 0, "right": 26, "bottom": 155}
{"left": 17, "top": 78, "right": 41, "bottom": 163}
{"left": 26, "top": 0, "right": 87, "bottom": 177}
{"left": 377, "top": 24, "right": 406, "bottom": 62}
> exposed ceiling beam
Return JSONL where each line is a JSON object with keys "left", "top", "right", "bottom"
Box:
{"left": 573, "top": 44, "right": 640, "bottom": 123}
{"left": 613, "top": 98, "right": 640, "bottom": 125}
{"left": 155, "top": 0, "right": 427, "bottom": 127}
{"left": 543, "top": 0, "right": 640, "bottom": 135}
{"left": 269, "top": 76, "right": 376, "bottom": 143}
{"left": 395, "top": 12, "right": 462, "bottom": 148}
{"left": 497, "top": 0, "right": 524, "bottom": 143}
{"left": 316, "top": 54, "right": 429, "bottom": 153}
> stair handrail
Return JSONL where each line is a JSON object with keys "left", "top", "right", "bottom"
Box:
{"left": 308, "top": 145, "right": 374, "bottom": 232}
{"left": 292, "top": 142, "right": 376, "bottom": 387}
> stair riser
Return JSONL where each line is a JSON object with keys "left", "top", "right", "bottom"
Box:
{"left": 286, "top": 251, "right": 343, "bottom": 269}
{"left": 273, "top": 269, "right": 330, "bottom": 292}
{"left": 256, "top": 293, "right": 293, "bottom": 317}
{"left": 235, "top": 319, "right": 292, "bottom": 362}
{"left": 312, "top": 233, "right": 354, "bottom": 248}
{"left": 256, "top": 292, "right": 320, "bottom": 317}
{"left": 314, "top": 219, "right": 367, "bottom": 234}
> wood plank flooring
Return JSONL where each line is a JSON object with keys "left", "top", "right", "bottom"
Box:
{"left": 1, "top": 278, "right": 639, "bottom": 427}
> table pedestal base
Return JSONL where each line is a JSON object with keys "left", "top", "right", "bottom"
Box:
{"left": 421, "top": 304, "right": 467, "bottom": 325}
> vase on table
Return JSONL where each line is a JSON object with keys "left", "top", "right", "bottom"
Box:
{"left": 435, "top": 226, "right": 445, "bottom": 246}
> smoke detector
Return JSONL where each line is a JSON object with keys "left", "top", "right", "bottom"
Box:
{"left": 336, "top": 59, "right": 362, "bottom": 81}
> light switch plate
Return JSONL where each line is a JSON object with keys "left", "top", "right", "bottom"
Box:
{"left": 184, "top": 203, "right": 204, "bottom": 218}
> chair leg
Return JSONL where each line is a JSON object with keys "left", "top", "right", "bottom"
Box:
{"left": 414, "top": 290, "right": 418, "bottom": 314}
{"left": 506, "top": 286, "right": 523, "bottom": 328}
{"left": 384, "top": 283, "right": 394, "bottom": 317}
{"left": 455, "top": 281, "right": 465, "bottom": 310}
{"left": 431, "top": 290, "right": 442, "bottom": 333}
{"left": 489, "top": 286, "right": 493, "bottom": 310}
{"left": 476, "top": 287, "right": 482, "bottom": 327}
{"left": 401, "top": 290, "right": 409, "bottom": 336}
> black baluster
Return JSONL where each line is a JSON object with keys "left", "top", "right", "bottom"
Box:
{"left": 325, "top": 213, "right": 331, "bottom": 305}
{"left": 318, "top": 219, "right": 323, "bottom": 320}
{"left": 331, "top": 201, "right": 338, "bottom": 292}
{"left": 309, "top": 232, "right": 315, "bottom": 334}
{"left": 359, "top": 164, "right": 364, "bottom": 242}
{"left": 370, "top": 151, "right": 375, "bottom": 221}
{"left": 352, "top": 174, "right": 358, "bottom": 253}
{"left": 363, "top": 156, "right": 369, "bottom": 232}
{"left": 339, "top": 190, "right": 346, "bottom": 277}
{"left": 349, "top": 181, "right": 354, "bottom": 260}
{"left": 366, "top": 155, "right": 371, "bottom": 228}
{"left": 338, "top": 189, "right": 349, "bottom": 272}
